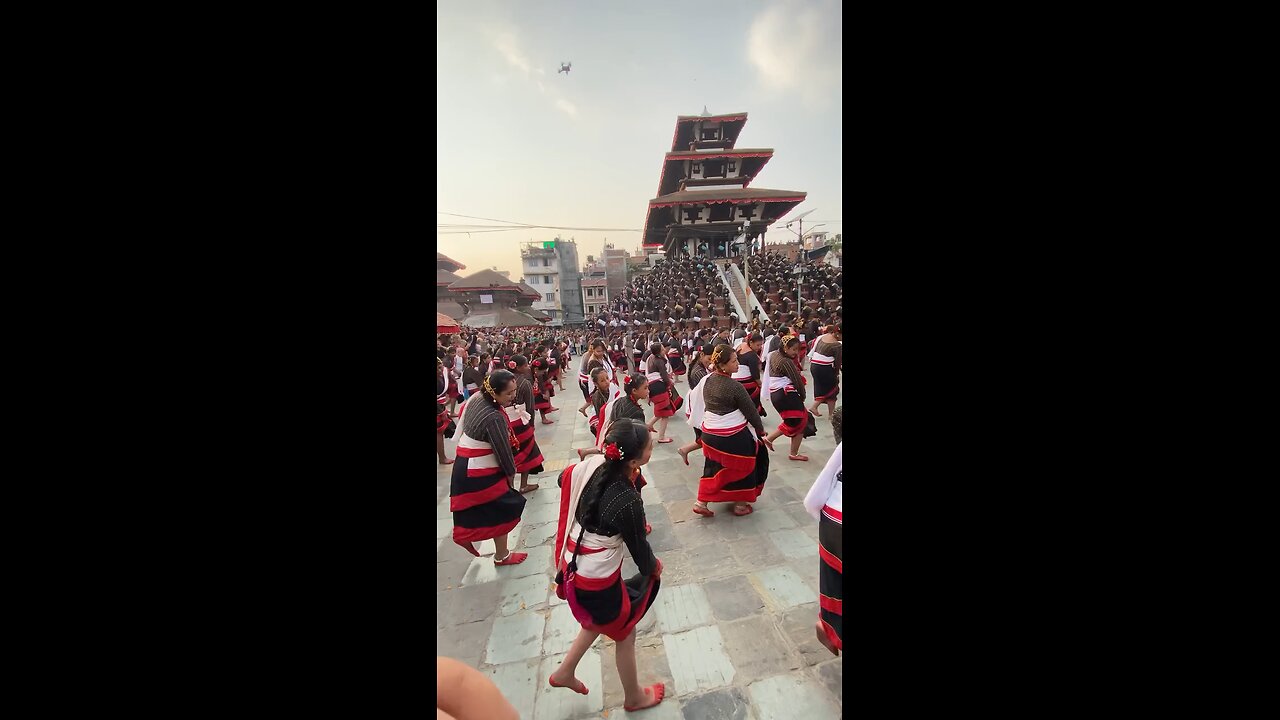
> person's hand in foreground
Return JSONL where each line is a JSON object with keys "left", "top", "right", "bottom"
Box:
{"left": 437, "top": 656, "right": 519, "bottom": 720}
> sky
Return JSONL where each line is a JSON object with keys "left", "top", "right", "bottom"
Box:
{"left": 437, "top": 0, "right": 842, "bottom": 280}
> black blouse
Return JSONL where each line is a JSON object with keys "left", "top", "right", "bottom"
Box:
{"left": 576, "top": 475, "right": 656, "bottom": 576}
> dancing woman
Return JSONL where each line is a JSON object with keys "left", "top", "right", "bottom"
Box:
{"left": 666, "top": 341, "right": 686, "bottom": 383}
{"left": 578, "top": 340, "right": 617, "bottom": 415}
{"left": 804, "top": 407, "right": 843, "bottom": 655}
{"left": 689, "top": 344, "right": 774, "bottom": 518}
{"left": 437, "top": 358, "right": 457, "bottom": 465}
{"left": 580, "top": 367, "right": 615, "bottom": 444}
{"left": 763, "top": 336, "right": 817, "bottom": 461}
{"left": 549, "top": 419, "right": 666, "bottom": 712}
{"left": 599, "top": 372, "right": 651, "bottom": 449}
{"left": 448, "top": 370, "right": 528, "bottom": 565}
{"left": 508, "top": 355, "right": 546, "bottom": 493}
{"left": 676, "top": 344, "right": 713, "bottom": 466}
{"left": 808, "top": 323, "right": 842, "bottom": 418}
{"left": 645, "top": 343, "right": 683, "bottom": 444}
{"left": 530, "top": 359, "right": 556, "bottom": 425}
{"left": 731, "top": 332, "right": 767, "bottom": 418}
{"left": 461, "top": 355, "right": 484, "bottom": 402}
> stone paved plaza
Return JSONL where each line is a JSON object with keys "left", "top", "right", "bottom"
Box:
{"left": 437, "top": 360, "right": 842, "bottom": 719}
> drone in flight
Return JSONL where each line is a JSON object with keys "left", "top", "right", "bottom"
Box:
{"left": 558, "top": 61, "right": 572, "bottom": 75}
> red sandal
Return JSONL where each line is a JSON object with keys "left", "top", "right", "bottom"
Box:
{"left": 692, "top": 504, "right": 714, "bottom": 518}
{"left": 494, "top": 552, "right": 528, "bottom": 566}
{"left": 624, "top": 683, "right": 666, "bottom": 712}
{"left": 732, "top": 504, "right": 754, "bottom": 516}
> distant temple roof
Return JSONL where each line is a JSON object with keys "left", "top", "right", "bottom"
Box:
{"left": 516, "top": 281, "right": 542, "bottom": 300}
{"left": 463, "top": 307, "right": 549, "bottom": 327}
{"left": 436, "top": 252, "right": 466, "bottom": 272}
{"left": 437, "top": 268, "right": 463, "bottom": 286}
{"left": 449, "top": 269, "right": 521, "bottom": 292}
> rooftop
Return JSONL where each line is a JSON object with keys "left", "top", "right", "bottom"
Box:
{"left": 436, "top": 252, "right": 467, "bottom": 271}
{"left": 649, "top": 187, "right": 807, "bottom": 207}
{"left": 448, "top": 268, "right": 523, "bottom": 292}
{"left": 581, "top": 278, "right": 607, "bottom": 287}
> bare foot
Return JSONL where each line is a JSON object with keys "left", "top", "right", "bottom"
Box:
{"left": 677, "top": 446, "right": 691, "bottom": 465}
{"left": 548, "top": 670, "right": 589, "bottom": 695}
{"left": 624, "top": 683, "right": 666, "bottom": 711}
{"left": 576, "top": 448, "right": 587, "bottom": 462}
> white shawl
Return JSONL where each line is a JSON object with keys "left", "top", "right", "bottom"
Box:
{"left": 557, "top": 455, "right": 626, "bottom": 576}
{"left": 804, "top": 442, "right": 843, "bottom": 520}
{"left": 594, "top": 389, "right": 624, "bottom": 449}
{"left": 685, "top": 374, "right": 708, "bottom": 429}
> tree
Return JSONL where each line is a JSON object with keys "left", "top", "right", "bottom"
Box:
{"left": 828, "top": 234, "right": 842, "bottom": 254}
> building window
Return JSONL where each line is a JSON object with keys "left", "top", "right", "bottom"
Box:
{"left": 547, "top": 292, "right": 555, "bottom": 302}
{"left": 543, "top": 258, "right": 549, "bottom": 267}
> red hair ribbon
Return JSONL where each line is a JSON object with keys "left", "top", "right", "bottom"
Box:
{"left": 603, "top": 442, "right": 623, "bottom": 461}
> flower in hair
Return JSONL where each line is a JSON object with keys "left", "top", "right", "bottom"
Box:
{"left": 603, "top": 442, "right": 624, "bottom": 461}
{"left": 507, "top": 361, "right": 517, "bottom": 369}
{"left": 532, "top": 359, "right": 542, "bottom": 367}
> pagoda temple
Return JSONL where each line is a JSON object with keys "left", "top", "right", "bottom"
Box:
{"left": 436, "top": 252, "right": 468, "bottom": 320}
{"left": 447, "top": 269, "right": 549, "bottom": 328}
{"left": 641, "top": 111, "right": 806, "bottom": 259}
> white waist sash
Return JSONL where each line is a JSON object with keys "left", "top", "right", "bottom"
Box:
{"left": 810, "top": 351, "right": 835, "bottom": 365}
{"left": 768, "top": 376, "right": 794, "bottom": 392}
{"left": 702, "top": 409, "right": 758, "bottom": 442}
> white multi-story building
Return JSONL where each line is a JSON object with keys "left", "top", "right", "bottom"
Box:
{"left": 519, "top": 238, "right": 584, "bottom": 326}
{"left": 581, "top": 278, "right": 609, "bottom": 317}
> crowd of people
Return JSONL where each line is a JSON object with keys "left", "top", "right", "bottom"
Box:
{"left": 592, "top": 250, "right": 842, "bottom": 334}
{"left": 435, "top": 257, "right": 842, "bottom": 712}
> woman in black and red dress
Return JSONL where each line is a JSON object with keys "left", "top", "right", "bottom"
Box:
{"left": 508, "top": 355, "right": 546, "bottom": 493}
{"left": 530, "top": 358, "right": 556, "bottom": 425}
{"left": 577, "top": 340, "right": 616, "bottom": 413}
{"left": 548, "top": 419, "right": 665, "bottom": 712}
{"left": 764, "top": 335, "right": 817, "bottom": 462}
{"left": 666, "top": 341, "right": 686, "bottom": 383}
{"left": 449, "top": 369, "right": 528, "bottom": 565}
{"left": 645, "top": 343, "right": 682, "bottom": 445}
{"left": 807, "top": 323, "right": 842, "bottom": 419}
{"left": 437, "top": 357, "right": 457, "bottom": 466}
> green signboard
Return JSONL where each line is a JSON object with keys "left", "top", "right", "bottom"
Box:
{"left": 543, "top": 241, "right": 555, "bottom": 249}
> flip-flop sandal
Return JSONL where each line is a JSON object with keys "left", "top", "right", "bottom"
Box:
{"left": 624, "top": 683, "right": 666, "bottom": 712}
{"left": 494, "top": 552, "right": 528, "bottom": 566}
{"left": 518, "top": 484, "right": 540, "bottom": 494}
{"left": 692, "top": 504, "right": 715, "bottom": 518}
{"left": 733, "top": 505, "right": 754, "bottom": 516}
{"left": 657, "top": 438, "right": 673, "bottom": 444}
{"left": 547, "top": 676, "right": 589, "bottom": 695}
{"left": 789, "top": 454, "right": 810, "bottom": 462}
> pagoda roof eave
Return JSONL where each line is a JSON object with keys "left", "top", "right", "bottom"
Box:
{"left": 648, "top": 187, "right": 807, "bottom": 207}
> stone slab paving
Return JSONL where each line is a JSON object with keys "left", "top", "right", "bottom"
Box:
{"left": 746, "top": 671, "right": 842, "bottom": 720}
{"left": 438, "top": 359, "right": 841, "bottom": 719}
